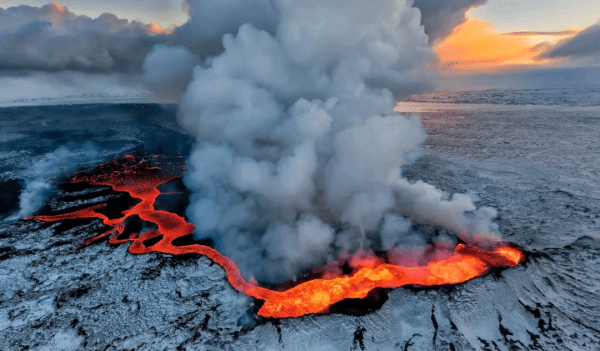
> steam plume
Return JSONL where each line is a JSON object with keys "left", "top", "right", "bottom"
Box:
{"left": 7, "top": 144, "right": 99, "bottom": 220}
{"left": 0, "top": 1, "right": 501, "bottom": 282}
{"left": 142, "top": 45, "right": 200, "bottom": 98}
{"left": 0, "top": 1, "right": 488, "bottom": 102}
{"left": 171, "top": 0, "right": 500, "bottom": 283}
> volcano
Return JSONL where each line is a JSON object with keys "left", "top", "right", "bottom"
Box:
{"left": 27, "top": 155, "right": 524, "bottom": 319}
{"left": 2, "top": 103, "right": 599, "bottom": 350}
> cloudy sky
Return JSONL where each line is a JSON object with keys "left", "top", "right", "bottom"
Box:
{"left": 0, "top": 0, "right": 189, "bottom": 28}
{"left": 0, "top": 0, "right": 598, "bottom": 104}
{"left": 433, "top": 0, "right": 600, "bottom": 75}
{"left": 3, "top": 0, "right": 598, "bottom": 33}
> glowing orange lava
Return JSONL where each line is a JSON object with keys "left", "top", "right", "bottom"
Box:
{"left": 27, "top": 156, "right": 525, "bottom": 318}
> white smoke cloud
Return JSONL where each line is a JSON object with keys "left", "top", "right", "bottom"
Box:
{"left": 0, "top": 1, "right": 501, "bottom": 282}
{"left": 7, "top": 143, "right": 100, "bottom": 221}
{"left": 393, "top": 179, "right": 499, "bottom": 243}
{"left": 142, "top": 44, "right": 200, "bottom": 98}
{"left": 174, "top": 0, "right": 500, "bottom": 284}
{"left": 0, "top": 1, "right": 488, "bottom": 74}
{"left": 0, "top": 1, "right": 488, "bottom": 105}
{"left": 175, "top": 0, "right": 279, "bottom": 56}
{"left": 260, "top": 214, "right": 336, "bottom": 280}
{"left": 380, "top": 214, "right": 412, "bottom": 250}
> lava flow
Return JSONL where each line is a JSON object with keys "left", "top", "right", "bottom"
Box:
{"left": 27, "top": 156, "right": 525, "bottom": 318}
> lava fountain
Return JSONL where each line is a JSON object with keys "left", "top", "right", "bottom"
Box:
{"left": 27, "top": 156, "right": 525, "bottom": 318}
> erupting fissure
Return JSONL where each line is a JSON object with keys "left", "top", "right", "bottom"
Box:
{"left": 27, "top": 156, "right": 525, "bottom": 318}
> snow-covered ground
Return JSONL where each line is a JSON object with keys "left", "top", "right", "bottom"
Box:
{"left": 0, "top": 72, "right": 173, "bottom": 108}
{"left": 1, "top": 98, "right": 599, "bottom": 350}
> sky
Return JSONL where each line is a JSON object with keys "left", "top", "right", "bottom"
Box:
{"left": 0, "top": 0, "right": 189, "bottom": 28}
{"left": 2, "top": 0, "right": 597, "bottom": 77}
{"left": 0, "top": 0, "right": 598, "bottom": 101}
{"left": 431, "top": 0, "right": 600, "bottom": 75}
{"left": 469, "top": 0, "right": 600, "bottom": 33}
{"left": 2, "top": 0, "right": 597, "bottom": 33}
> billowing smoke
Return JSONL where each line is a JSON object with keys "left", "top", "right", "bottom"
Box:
{"left": 0, "top": 2, "right": 168, "bottom": 73}
{"left": 142, "top": 45, "right": 200, "bottom": 98}
{"left": 0, "top": 1, "right": 499, "bottom": 283}
{"left": 7, "top": 143, "right": 99, "bottom": 221}
{"left": 0, "top": 1, "right": 489, "bottom": 103}
{"left": 175, "top": 0, "right": 279, "bottom": 56}
{"left": 164, "top": 0, "right": 501, "bottom": 284}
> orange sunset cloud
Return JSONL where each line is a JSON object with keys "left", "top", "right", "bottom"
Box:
{"left": 433, "top": 19, "right": 580, "bottom": 75}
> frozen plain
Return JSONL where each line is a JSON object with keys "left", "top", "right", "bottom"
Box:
{"left": 1, "top": 99, "right": 599, "bottom": 350}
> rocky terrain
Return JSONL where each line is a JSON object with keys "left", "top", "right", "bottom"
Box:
{"left": 1, "top": 102, "right": 599, "bottom": 350}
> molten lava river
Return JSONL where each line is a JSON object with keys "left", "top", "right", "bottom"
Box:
{"left": 27, "top": 156, "right": 525, "bottom": 319}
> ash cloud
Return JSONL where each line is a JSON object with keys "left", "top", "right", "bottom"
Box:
{"left": 173, "top": 0, "right": 500, "bottom": 284}
{"left": 7, "top": 143, "right": 99, "bottom": 221}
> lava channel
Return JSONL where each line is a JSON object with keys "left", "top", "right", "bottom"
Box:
{"left": 26, "top": 155, "right": 525, "bottom": 318}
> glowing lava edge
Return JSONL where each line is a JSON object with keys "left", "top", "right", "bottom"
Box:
{"left": 27, "top": 156, "right": 525, "bottom": 318}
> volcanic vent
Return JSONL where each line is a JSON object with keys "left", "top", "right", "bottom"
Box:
{"left": 28, "top": 155, "right": 524, "bottom": 319}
